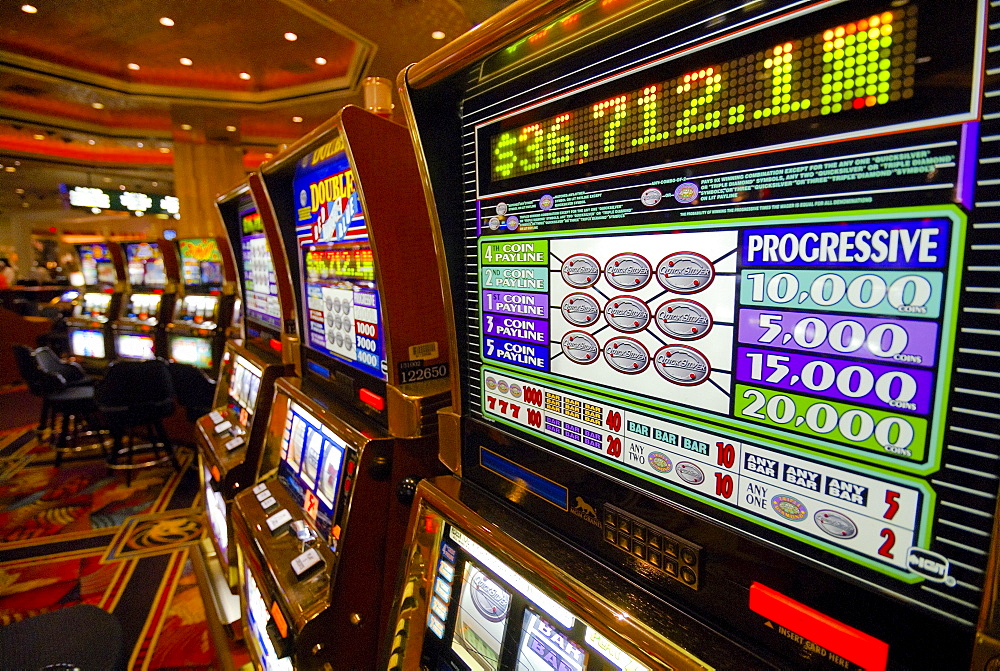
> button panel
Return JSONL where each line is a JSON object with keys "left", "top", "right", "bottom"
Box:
{"left": 602, "top": 504, "right": 700, "bottom": 590}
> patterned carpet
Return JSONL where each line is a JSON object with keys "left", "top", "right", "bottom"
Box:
{"left": 0, "top": 422, "right": 250, "bottom": 670}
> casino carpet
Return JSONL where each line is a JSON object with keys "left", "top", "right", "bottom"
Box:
{"left": 0, "top": 425, "right": 251, "bottom": 670}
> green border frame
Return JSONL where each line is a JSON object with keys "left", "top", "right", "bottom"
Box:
{"left": 471, "top": 204, "right": 968, "bottom": 582}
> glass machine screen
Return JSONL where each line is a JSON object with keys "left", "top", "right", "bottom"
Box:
{"left": 425, "top": 524, "right": 646, "bottom": 671}
{"left": 292, "top": 137, "right": 387, "bottom": 381}
{"left": 77, "top": 243, "right": 115, "bottom": 287}
{"left": 244, "top": 565, "right": 293, "bottom": 671}
{"left": 178, "top": 238, "right": 223, "bottom": 288}
{"left": 277, "top": 400, "right": 348, "bottom": 541}
{"left": 71, "top": 330, "right": 105, "bottom": 359}
{"left": 240, "top": 206, "right": 282, "bottom": 331}
{"left": 227, "top": 354, "right": 263, "bottom": 425}
{"left": 117, "top": 334, "right": 155, "bottom": 360}
{"left": 124, "top": 242, "right": 166, "bottom": 288}
{"left": 170, "top": 336, "right": 213, "bottom": 369}
{"left": 204, "top": 465, "right": 229, "bottom": 562}
{"left": 456, "top": 0, "right": 988, "bottom": 627}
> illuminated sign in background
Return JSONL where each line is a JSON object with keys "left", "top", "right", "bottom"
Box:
{"left": 62, "top": 184, "right": 180, "bottom": 216}
{"left": 491, "top": 9, "right": 914, "bottom": 181}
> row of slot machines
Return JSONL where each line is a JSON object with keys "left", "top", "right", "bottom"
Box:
{"left": 192, "top": 1, "right": 1000, "bottom": 669}
{"left": 66, "top": 236, "right": 237, "bottom": 372}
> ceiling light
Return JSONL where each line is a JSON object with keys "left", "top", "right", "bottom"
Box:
{"left": 159, "top": 17, "right": 174, "bottom": 26}
{"left": 284, "top": 32, "right": 298, "bottom": 41}
{"left": 91, "top": 207, "right": 101, "bottom": 214}
{"left": 15, "top": 188, "right": 25, "bottom": 194}
{"left": 431, "top": 31, "right": 446, "bottom": 39}
{"left": 32, "top": 133, "right": 44, "bottom": 140}
{"left": 179, "top": 57, "right": 192, "bottom": 66}
{"left": 158, "top": 147, "right": 170, "bottom": 153}
{"left": 225, "top": 125, "right": 237, "bottom": 132}
{"left": 5, "top": 167, "right": 16, "bottom": 173}
{"left": 127, "top": 63, "right": 140, "bottom": 70}
{"left": 119, "top": 185, "right": 126, "bottom": 190}
{"left": 292, "top": 116, "right": 303, "bottom": 123}
{"left": 152, "top": 181, "right": 158, "bottom": 187}
{"left": 314, "top": 57, "right": 327, "bottom": 65}
{"left": 264, "top": 153, "right": 273, "bottom": 159}
{"left": 137, "top": 142, "right": 144, "bottom": 147}
{"left": 180, "top": 124, "right": 192, "bottom": 131}
{"left": 103, "top": 177, "right": 112, "bottom": 182}
{"left": 88, "top": 139, "right": 96, "bottom": 145}
{"left": 239, "top": 72, "right": 251, "bottom": 80}
{"left": 91, "top": 102, "right": 104, "bottom": 109}
{"left": 21, "top": 4, "right": 37, "bottom": 13}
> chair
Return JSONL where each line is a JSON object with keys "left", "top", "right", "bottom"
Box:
{"left": 96, "top": 358, "right": 180, "bottom": 485}
{"left": 0, "top": 604, "right": 126, "bottom": 671}
{"left": 12, "top": 344, "right": 103, "bottom": 464}
{"left": 168, "top": 361, "right": 217, "bottom": 422}
{"left": 33, "top": 345, "right": 96, "bottom": 388}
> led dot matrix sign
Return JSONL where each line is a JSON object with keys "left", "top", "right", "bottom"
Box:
{"left": 492, "top": 10, "right": 912, "bottom": 181}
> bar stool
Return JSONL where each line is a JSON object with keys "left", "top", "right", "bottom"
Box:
{"left": 12, "top": 344, "right": 104, "bottom": 464}
{"left": 167, "top": 361, "right": 217, "bottom": 422}
{"left": 95, "top": 358, "right": 181, "bottom": 485}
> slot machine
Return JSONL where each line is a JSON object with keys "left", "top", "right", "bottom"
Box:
{"left": 66, "top": 242, "right": 125, "bottom": 371}
{"left": 166, "top": 237, "right": 237, "bottom": 374}
{"left": 389, "top": 0, "right": 1000, "bottom": 668}
{"left": 113, "top": 240, "right": 177, "bottom": 361}
{"left": 230, "top": 104, "right": 452, "bottom": 669}
{"left": 193, "top": 183, "right": 297, "bottom": 609}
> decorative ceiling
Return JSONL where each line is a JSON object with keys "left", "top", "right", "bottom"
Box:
{"left": 0, "top": 0, "right": 510, "bottom": 218}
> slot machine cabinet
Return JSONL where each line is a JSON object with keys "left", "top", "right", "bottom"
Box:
{"left": 257, "top": 104, "right": 451, "bottom": 436}
{"left": 193, "top": 183, "right": 298, "bottom": 599}
{"left": 166, "top": 237, "right": 238, "bottom": 375}
{"left": 385, "top": 476, "right": 764, "bottom": 670}
{"left": 399, "top": 0, "right": 1000, "bottom": 668}
{"left": 66, "top": 242, "right": 125, "bottom": 371}
{"left": 112, "top": 239, "right": 178, "bottom": 361}
{"left": 232, "top": 378, "right": 395, "bottom": 670}
{"left": 231, "top": 104, "right": 453, "bottom": 667}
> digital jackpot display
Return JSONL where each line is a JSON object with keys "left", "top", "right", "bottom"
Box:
{"left": 178, "top": 238, "right": 223, "bottom": 287}
{"left": 449, "top": 0, "right": 990, "bottom": 635}
{"left": 277, "top": 400, "right": 350, "bottom": 541}
{"left": 240, "top": 205, "right": 282, "bottom": 331}
{"left": 292, "top": 136, "right": 387, "bottom": 381}
{"left": 125, "top": 242, "right": 166, "bottom": 288}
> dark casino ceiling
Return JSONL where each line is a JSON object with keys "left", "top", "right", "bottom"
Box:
{"left": 0, "top": 0, "right": 513, "bottom": 215}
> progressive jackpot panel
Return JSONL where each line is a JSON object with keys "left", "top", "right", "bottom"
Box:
{"left": 479, "top": 207, "right": 957, "bottom": 575}
{"left": 419, "top": 0, "right": 997, "bottom": 657}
